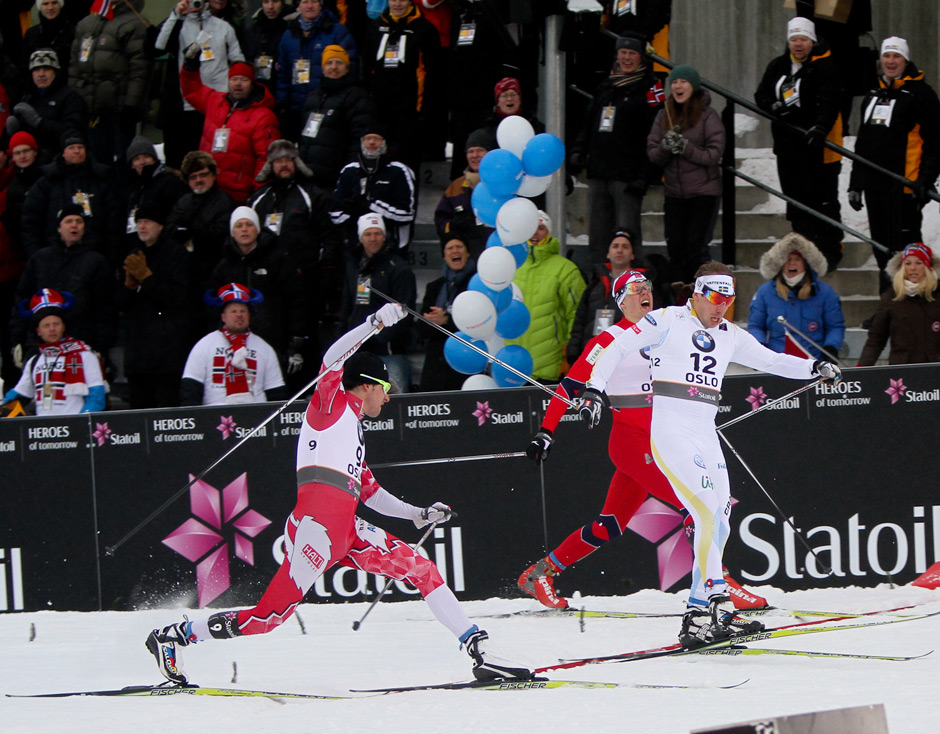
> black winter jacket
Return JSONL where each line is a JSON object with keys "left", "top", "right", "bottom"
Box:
{"left": 120, "top": 162, "right": 189, "bottom": 254}
{"left": 298, "top": 74, "right": 375, "bottom": 191}
{"left": 16, "top": 76, "right": 88, "bottom": 161}
{"left": 165, "top": 184, "right": 236, "bottom": 289}
{"left": 116, "top": 231, "right": 193, "bottom": 375}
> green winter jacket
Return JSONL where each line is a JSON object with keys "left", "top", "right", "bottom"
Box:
{"left": 68, "top": 0, "right": 150, "bottom": 115}
{"left": 507, "top": 235, "right": 586, "bottom": 381}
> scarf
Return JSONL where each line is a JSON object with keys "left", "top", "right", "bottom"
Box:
{"left": 435, "top": 259, "right": 476, "bottom": 310}
{"left": 220, "top": 328, "right": 254, "bottom": 399}
{"left": 34, "top": 337, "right": 91, "bottom": 403}
{"left": 610, "top": 62, "right": 649, "bottom": 90}
{"left": 903, "top": 280, "right": 922, "bottom": 298}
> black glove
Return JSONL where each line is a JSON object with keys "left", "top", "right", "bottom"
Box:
{"left": 847, "top": 190, "right": 864, "bottom": 212}
{"left": 567, "top": 152, "right": 585, "bottom": 176}
{"left": 804, "top": 125, "right": 826, "bottom": 147}
{"left": 812, "top": 359, "right": 842, "bottom": 384}
{"left": 182, "top": 42, "right": 202, "bottom": 72}
{"left": 5, "top": 115, "right": 19, "bottom": 135}
{"left": 526, "top": 429, "right": 553, "bottom": 463}
{"left": 625, "top": 179, "right": 647, "bottom": 197}
{"left": 14, "top": 102, "right": 41, "bottom": 128}
{"left": 910, "top": 179, "right": 932, "bottom": 205}
{"left": 578, "top": 389, "right": 605, "bottom": 429}
{"left": 770, "top": 101, "right": 792, "bottom": 119}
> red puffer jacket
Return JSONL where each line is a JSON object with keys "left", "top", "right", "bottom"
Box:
{"left": 181, "top": 68, "right": 280, "bottom": 203}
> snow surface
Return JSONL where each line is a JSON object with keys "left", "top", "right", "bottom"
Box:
{"left": 2, "top": 585, "right": 938, "bottom": 734}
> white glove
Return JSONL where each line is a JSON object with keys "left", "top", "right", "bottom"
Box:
{"left": 13, "top": 343, "right": 23, "bottom": 369}
{"left": 370, "top": 303, "right": 405, "bottom": 329}
{"left": 414, "top": 502, "right": 453, "bottom": 529}
{"left": 812, "top": 359, "right": 842, "bottom": 384}
{"left": 287, "top": 353, "right": 303, "bottom": 374}
{"left": 231, "top": 346, "right": 250, "bottom": 371}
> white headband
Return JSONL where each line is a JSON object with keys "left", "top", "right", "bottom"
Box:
{"left": 694, "top": 274, "right": 735, "bottom": 296}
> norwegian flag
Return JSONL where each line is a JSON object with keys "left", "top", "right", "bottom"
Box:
{"left": 646, "top": 80, "right": 665, "bottom": 107}
{"left": 90, "top": 0, "right": 115, "bottom": 20}
{"left": 784, "top": 331, "right": 813, "bottom": 358}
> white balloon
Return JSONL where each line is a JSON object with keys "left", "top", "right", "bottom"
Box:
{"left": 510, "top": 282, "right": 524, "bottom": 302}
{"left": 485, "top": 335, "right": 505, "bottom": 356}
{"left": 476, "top": 246, "right": 517, "bottom": 291}
{"left": 496, "top": 116, "right": 536, "bottom": 158}
{"left": 451, "top": 290, "right": 497, "bottom": 340}
{"left": 495, "top": 197, "right": 540, "bottom": 246}
{"left": 461, "top": 374, "right": 499, "bottom": 391}
{"left": 516, "top": 172, "right": 553, "bottom": 198}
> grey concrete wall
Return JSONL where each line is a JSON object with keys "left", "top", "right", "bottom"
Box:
{"left": 669, "top": 0, "right": 940, "bottom": 146}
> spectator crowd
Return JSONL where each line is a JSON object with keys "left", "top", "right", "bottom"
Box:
{"left": 0, "top": 0, "right": 938, "bottom": 418}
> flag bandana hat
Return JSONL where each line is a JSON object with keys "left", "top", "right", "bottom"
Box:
{"left": 612, "top": 270, "right": 650, "bottom": 305}
{"left": 204, "top": 282, "right": 264, "bottom": 307}
{"left": 90, "top": 0, "right": 114, "bottom": 20}
{"left": 18, "top": 288, "right": 74, "bottom": 319}
{"left": 694, "top": 274, "right": 735, "bottom": 305}
{"left": 902, "top": 242, "right": 932, "bottom": 268}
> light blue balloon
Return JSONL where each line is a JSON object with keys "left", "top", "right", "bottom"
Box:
{"left": 521, "top": 133, "right": 566, "bottom": 177}
{"left": 506, "top": 242, "right": 528, "bottom": 267}
{"left": 468, "top": 273, "right": 512, "bottom": 313}
{"left": 485, "top": 231, "right": 504, "bottom": 249}
{"left": 479, "top": 148, "right": 524, "bottom": 197}
{"left": 495, "top": 300, "right": 530, "bottom": 339}
{"left": 444, "top": 331, "right": 489, "bottom": 375}
{"left": 471, "top": 181, "right": 511, "bottom": 227}
{"left": 492, "top": 345, "right": 534, "bottom": 388}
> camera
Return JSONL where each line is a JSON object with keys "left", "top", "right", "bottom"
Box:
{"left": 191, "top": 0, "right": 204, "bottom": 9}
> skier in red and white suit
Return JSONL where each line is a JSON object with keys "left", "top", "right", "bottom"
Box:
{"left": 147, "top": 304, "right": 532, "bottom": 685}
{"left": 518, "top": 271, "right": 681, "bottom": 609}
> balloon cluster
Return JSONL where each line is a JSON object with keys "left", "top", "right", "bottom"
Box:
{"left": 445, "top": 118, "right": 566, "bottom": 389}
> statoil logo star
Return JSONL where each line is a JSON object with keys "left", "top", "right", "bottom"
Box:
{"left": 92, "top": 422, "right": 111, "bottom": 446}
{"left": 472, "top": 401, "right": 493, "bottom": 426}
{"left": 217, "top": 415, "right": 237, "bottom": 439}
{"left": 626, "top": 497, "right": 693, "bottom": 591}
{"left": 162, "top": 473, "right": 272, "bottom": 607}
{"left": 746, "top": 386, "right": 767, "bottom": 411}
{"left": 885, "top": 378, "right": 907, "bottom": 405}
{"left": 687, "top": 386, "right": 699, "bottom": 398}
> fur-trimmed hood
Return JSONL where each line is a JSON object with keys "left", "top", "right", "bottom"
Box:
{"left": 885, "top": 247, "right": 940, "bottom": 280}
{"left": 759, "top": 232, "right": 828, "bottom": 280}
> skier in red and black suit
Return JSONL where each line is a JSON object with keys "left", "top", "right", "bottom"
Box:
{"left": 147, "top": 303, "right": 532, "bottom": 686}
{"left": 518, "top": 270, "right": 767, "bottom": 611}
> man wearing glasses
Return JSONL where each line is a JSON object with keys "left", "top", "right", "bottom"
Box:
{"left": 166, "top": 151, "right": 237, "bottom": 296}
{"left": 148, "top": 303, "right": 533, "bottom": 685}
{"left": 580, "top": 262, "right": 841, "bottom": 648}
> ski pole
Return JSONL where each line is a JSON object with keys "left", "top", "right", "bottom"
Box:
{"left": 351, "top": 517, "right": 448, "bottom": 631}
{"left": 716, "top": 379, "right": 821, "bottom": 432}
{"left": 367, "top": 286, "right": 577, "bottom": 410}
{"left": 776, "top": 316, "right": 844, "bottom": 366}
{"left": 370, "top": 451, "right": 525, "bottom": 469}
{"left": 716, "top": 428, "right": 832, "bottom": 576}
{"left": 105, "top": 325, "right": 382, "bottom": 557}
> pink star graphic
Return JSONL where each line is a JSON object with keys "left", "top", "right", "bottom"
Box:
{"left": 93, "top": 422, "right": 111, "bottom": 447}
{"left": 885, "top": 378, "right": 907, "bottom": 405}
{"left": 472, "top": 401, "right": 492, "bottom": 426}
{"left": 162, "top": 473, "right": 272, "bottom": 607}
{"left": 627, "top": 497, "right": 693, "bottom": 591}
{"left": 216, "top": 415, "right": 237, "bottom": 439}
{"left": 687, "top": 386, "right": 699, "bottom": 397}
{"left": 746, "top": 386, "right": 767, "bottom": 411}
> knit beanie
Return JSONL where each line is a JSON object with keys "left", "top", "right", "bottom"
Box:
{"left": 881, "top": 36, "right": 910, "bottom": 62}
{"left": 321, "top": 44, "right": 350, "bottom": 68}
{"left": 125, "top": 135, "right": 158, "bottom": 163}
{"left": 465, "top": 128, "right": 496, "bottom": 151}
{"left": 8, "top": 131, "right": 38, "bottom": 155}
{"left": 494, "top": 77, "right": 521, "bottom": 103}
{"left": 615, "top": 32, "right": 645, "bottom": 55}
{"left": 228, "top": 62, "right": 256, "bottom": 82}
{"left": 230, "top": 206, "right": 260, "bottom": 234}
{"left": 667, "top": 64, "right": 701, "bottom": 93}
{"left": 787, "top": 17, "right": 817, "bottom": 42}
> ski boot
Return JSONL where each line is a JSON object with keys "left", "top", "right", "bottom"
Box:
{"left": 517, "top": 557, "right": 568, "bottom": 609}
{"left": 709, "top": 593, "right": 765, "bottom": 637}
{"left": 463, "top": 627, "right": 534, "bottom": 682}
{"left": 723, "top": 566, "right": 770, "bottom": 610}
{"left": 145, "top": 618, "right": 194, "bottom": 685}
{"left": 678, "top": 605, "right": 727, "bottom": 650}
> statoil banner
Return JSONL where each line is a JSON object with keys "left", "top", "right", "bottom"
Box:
{"left": 1, "top": 364, "right": 937, "bottom": 612}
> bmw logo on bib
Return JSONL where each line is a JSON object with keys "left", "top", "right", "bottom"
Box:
{"left": 692, "top": 330, "right": 715, "bottom": 352}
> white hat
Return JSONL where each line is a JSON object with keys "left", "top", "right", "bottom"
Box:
{"left": 229, "top": 206, "right": 260, "bottom": 235}
{"left": 787, "top": 17, "right": 817, "bottom": 42}
{"left": 357, "top": 212, "right": 386, "bottom": 238}
{"left": 536, "top": 209, "right": 551, "bottom": 234}
{"left": 36, "top": 0, "right": 64, "bottom": 9}
{"left": 881, "top": 36, "right": 910, "bottom": 61}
